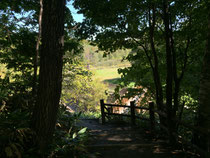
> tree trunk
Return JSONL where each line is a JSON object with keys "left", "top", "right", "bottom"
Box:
{"left": 197, "top": 1, "right": 210, "bottom": 152}
{"left": 162, "top": 0, "right": 176, "bottom": 145}
{"left": 148, "top": 6, "right": 165, "bottom": 127}
{"left": 32, "top": 0, "right": 43, "bottom": 95}
{"left": 31, "top": 0, "right": 65, "bottom": 152}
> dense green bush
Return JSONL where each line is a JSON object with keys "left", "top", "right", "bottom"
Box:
{"left": 62, "top": 60, "right": 108, "bottom": 113}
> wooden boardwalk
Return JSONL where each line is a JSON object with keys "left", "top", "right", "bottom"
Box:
{"left": 77, "top": 119, "right": 194, "bottom": 158}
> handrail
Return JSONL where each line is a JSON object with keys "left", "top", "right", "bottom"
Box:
{"left": 104, "top": 103, "right": 150, "bottom": 110}
{"left": 104, "top": 103, "right": 131, "bottom": 108}
{"left": 100, "top": 99, "right": 210, "bottom": 157}
{"left": 100, "top": 99, "right": 154, "bottom": 128}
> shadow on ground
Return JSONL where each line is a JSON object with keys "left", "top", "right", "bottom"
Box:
{"left": 77, "top": 119, "right": 196, "bottom": 158}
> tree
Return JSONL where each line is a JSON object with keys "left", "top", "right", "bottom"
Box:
{"left": 0, "top": 0, "right": 38, "bottom": 107}
{"left": 197, "top": 0, "right": 210, "bottom": 152}
{"left": 33, "top": 0, "right": 43, "bottom": 95}
{"left": 73, "top": 0, "right": 205, "bottom": 144}
{"left": 62, "top": 59, "right": 108, "bottom": 112}
{"left": 31, "top": 0, "right": 66, "bottom": 151}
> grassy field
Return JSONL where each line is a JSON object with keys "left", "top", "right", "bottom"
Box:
{"left": 91, "top": 65, "right": 135, "bottom": 93}
{"left": 82, "top": 40, "right": 131, "bottom": 91}
{"left": 92, "top": 67, "right": 121, "bottom": 81}
{"left": 91, "top": 67, "right": 126, "bottom": 92}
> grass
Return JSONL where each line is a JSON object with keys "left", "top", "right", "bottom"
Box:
{"left": 92, "top": 67, "right": 121, "bottom": 81}
{"left": 80, "top": 111, "right": 101, "bottom": 119}
{"left": 91, "top": 67, "right": 122, "bottom": 92}
{"left": 91, "top": 66, "right": 134, "bottom": 92}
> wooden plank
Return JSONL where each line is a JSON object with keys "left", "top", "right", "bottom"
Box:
{"left": 130, "top": 101, "right": 136, "bottom": 125}
{"left": 105, "top": 103, "right": 149, "bottom": 110}
{"left": 104, "top": 103, "right": 131, "bottom": 108}
{"left": 100, "top": 99, "right": 105, "bottom": 124}
{"left": 104, "top": 106, "right": 109, "bottom": 111}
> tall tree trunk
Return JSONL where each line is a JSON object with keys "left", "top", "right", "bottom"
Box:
{"left": 32, "top": 0, "right": 43, "bottom": 95}
{"left": 162, "top": 0, "right": 176, "bottom": 145}
{"left": 170, "top": 18, "right": 179, "bottom": 127}
{"left": 198, "top": 0, "right": 210, "bottom": 152}
{"left": 31, "top": 0, "right": 65, "bottom": 152}
{"left": 148, "top": 6, "right": 165, "bottom": 127}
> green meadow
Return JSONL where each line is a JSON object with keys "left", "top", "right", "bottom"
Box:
{"left": 92, "top": 67, "right": 121, "bottom": 81}
{"left": 91, "top": 67, "right": 122, "bottom": 92}
{"left": 82, "top": 41, "right": 131, "bottom": 92}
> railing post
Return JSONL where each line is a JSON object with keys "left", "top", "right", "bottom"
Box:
{"left": 130, "top": 101, "right": 136, "bottom": 126}
{"left": 149, "top": 102, "right": 155, "bottom": 133}
{"left": 100, "top": 99, "right": 105, "bottom": 124}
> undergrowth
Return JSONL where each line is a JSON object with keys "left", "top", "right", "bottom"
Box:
{"left": 0, "top": 97, "right": 91, "bottom": 158}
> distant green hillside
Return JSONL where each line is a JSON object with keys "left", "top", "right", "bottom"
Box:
{"left": 82, "top": 40, "right": 130, "bottom": 68}
{"left": 81, "top": 41, "right": 130, "bottom": 92}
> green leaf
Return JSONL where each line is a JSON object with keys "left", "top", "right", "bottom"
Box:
{"left": 72, "top": 132, "right": 77, "bottom": 139}
{"left": 78, "top": 127, "right": 87, "bottom": 135}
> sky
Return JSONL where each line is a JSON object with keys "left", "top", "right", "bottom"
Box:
{"left": 67, "top": 2, "right": 84, "bottom": 23}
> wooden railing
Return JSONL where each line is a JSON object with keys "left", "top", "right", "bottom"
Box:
{"left": 100, "top": 99, "right": 210, "bottom": 157}
{"left": 100, "top": 99, "right": 155, "bottom": 131}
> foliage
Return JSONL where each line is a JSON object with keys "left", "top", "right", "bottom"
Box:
{"left": 0, "top": 28, "right": 37, "bottom": 102}
{"left": 73, "top": 0, "right": 206, "bottom": 103}
{"left": 0, "top": 0, "right": 208, "bottom": 155}
{"left": 0, "top": 21, "right": 37, "bottom": 154}
{"left": 0, "top": 0, "right": 93, "bottom": 155}
{"left": 82, "top": 40, "right": 130, "bottom": 68}
{"left": 0, "top": 103, "right": 91, "bottom": 158}
{"left": 73, "top": 1, "right": 205, "bottom": 103}
{"left": 0, "top": 2, "right": 38, "bottom": 109}
{"left": 0, "top": 106, "right": 36, "bottom": 158}
{"left": 80, "top": 111, "right": 101, "bottom": 119}
{"left": 49, "top": 106, "right": 90, "bottom": 158}
{"left": 73, "top": 0, "right": 209, "bottom": 152}
{"left": 62, "top": 58, "right": 108, "bottom": 112}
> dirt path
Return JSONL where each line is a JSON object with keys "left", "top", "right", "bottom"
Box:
{"left": 77, "top": 119, "right": 192, "bottom": 158}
